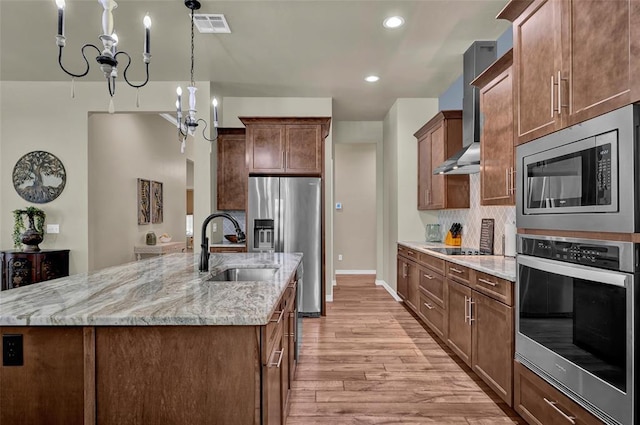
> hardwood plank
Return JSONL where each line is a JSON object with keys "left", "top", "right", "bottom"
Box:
{"left": 288, "top": 275, "right": 519, "bottom": 424}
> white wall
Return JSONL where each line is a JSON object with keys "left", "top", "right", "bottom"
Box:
{"left": 88, "top": 113, "right": 190, "bottom": 270}
{"left": 0, "top": 80, "right": 213, "bottom": 274}
{"left": 221, "top": 97, "right": 334, "bottom": 300}
{"left": 382, "top": 99, "right": 439, "bottom": 290}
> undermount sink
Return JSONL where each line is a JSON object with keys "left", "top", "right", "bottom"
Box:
{"left": 207, "top": 267, "right": 279, "bottom": 282}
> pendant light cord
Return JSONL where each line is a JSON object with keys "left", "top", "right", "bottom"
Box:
{"left": 190, "top": 7, "right": 195, "bottom": 87}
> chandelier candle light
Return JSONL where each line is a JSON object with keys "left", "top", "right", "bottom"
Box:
{"left": 175, "top": 0, "right": 219, "bottom": 153}
{"left": 55, "top": 0, "right": 152, "bottom": 112}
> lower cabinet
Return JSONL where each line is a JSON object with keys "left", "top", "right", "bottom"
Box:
{"left": 397, "top": 245, "right": 515, "bottom": 408}
{"left": 446, "top": 279, "right": 473, "bottom": 367}
{"left": 514, "top": 361, "right": 603, "bottom": 425}
{"left": 472, "top": 291, "right": 513, "bottom": 404}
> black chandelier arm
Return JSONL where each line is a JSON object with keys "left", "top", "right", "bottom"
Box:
{"left": 57, "top": 43, "right": 102, "bottom": 79}
{"left": 116, "top": 51, "right": 150, "bottom": 89}
{"left": 196, "top": 119, "right": 218, "bottom": 142}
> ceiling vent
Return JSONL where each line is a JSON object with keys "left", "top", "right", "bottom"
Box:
{"left": 193, "top": 14, "right": 231, "bottom": 33}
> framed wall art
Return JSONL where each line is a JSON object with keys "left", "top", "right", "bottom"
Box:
{"left": 13, "top": 151, "right": 66, "bottom": 204}
{"left": 137, "top": 179, "right": 151, "bottom": 225}
{"left": 151, "top": 181, "right": 163, "bottom": 224}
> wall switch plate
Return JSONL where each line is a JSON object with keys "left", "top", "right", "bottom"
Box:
{"left": 338, "top": 254, "right": 343, "bottom": 261}
{"left": 3, "top": 334, "right": 23, "bottom": 366}
{"left": 212, "top": 223, "right": 217, "bottom": 232}
{"left": 46, "top": 224, "right": 60, "bottom": 234}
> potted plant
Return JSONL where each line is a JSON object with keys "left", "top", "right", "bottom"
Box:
{"left": 13, "top": 206, "right": 46, "bottom": 251}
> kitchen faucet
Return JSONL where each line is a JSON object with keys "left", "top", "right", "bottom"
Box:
{"left": 199, "top": 213, "right": 246, "bottom": 272}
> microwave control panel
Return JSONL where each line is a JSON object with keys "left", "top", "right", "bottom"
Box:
{"left": 596, "top": 142, "right": 612, "bottom": 203}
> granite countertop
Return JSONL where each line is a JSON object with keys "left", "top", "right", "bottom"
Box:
{"left": 398, "top": 241, "right": 516, "bottom": 282}
{"left": 0, "top": 252, "right": 301, "bottom": 327}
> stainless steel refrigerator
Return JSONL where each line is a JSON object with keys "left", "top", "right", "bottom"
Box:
{"left": 247, "top": 176, "right": 322, "bottom": 317}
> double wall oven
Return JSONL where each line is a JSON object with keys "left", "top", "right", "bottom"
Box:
{"left": 515, "top": 105, "right": 640, "bottom": 425}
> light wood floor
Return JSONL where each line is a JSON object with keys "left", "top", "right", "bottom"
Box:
{"left": 287, "top": 275, "right": 521, "bottom": 425}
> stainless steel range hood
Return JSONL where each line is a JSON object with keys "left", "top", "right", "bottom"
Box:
{"left": 434, "top": 41, "right": 496, "bottom": 175}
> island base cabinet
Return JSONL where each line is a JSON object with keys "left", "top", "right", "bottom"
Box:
{"left": 0, "top": 327, "right": 91, "bottom": 425}
{"left": 96, "top": 326, "right": 261, "bottom": 425}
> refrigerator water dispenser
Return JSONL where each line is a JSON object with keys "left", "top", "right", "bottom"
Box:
{"left": 253, "top": 219, "right": 274, "bottom": 250}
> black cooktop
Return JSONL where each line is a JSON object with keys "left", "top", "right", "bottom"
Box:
{"left": 428, "top": 247, "right": 489, "bottom": 256}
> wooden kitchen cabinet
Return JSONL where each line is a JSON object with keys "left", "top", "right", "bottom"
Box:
{"left": 414, "top": 111, "right": 469, "bottom": 210}
{"left": 1, "top": 249, "right": 70, "bottom": 291}
{"left": 472, "top": 290, "right": 514, "bottom": 405}
{"left": 514, "top": 361, "right": 603, "bottom": 425}
{"left": 240, "top": 117, "right": 331, "bottom": 176}
{"left": 446, "top": 278, "right": 473, "bottom": 367}
{"left": 471, "top": 50, "right": 515, "bottom": 206}
{"left": 511, "top": 0, "right": 635, "bottom": 144}
{"left": 217, "top": 128, "right": 247, "bottom": 211}
{"left": 397, "top": 246, "right": 420, "bottom": 313}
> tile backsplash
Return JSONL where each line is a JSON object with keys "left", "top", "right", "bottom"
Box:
{"left": 438, "top": 174, "right": 515, "bottom": 254}
{"left": 222, "top": 210, "right": 246, "bottom": 235}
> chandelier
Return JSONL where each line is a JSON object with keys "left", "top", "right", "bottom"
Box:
{"left": 175, "top": 0, "right": 219, "bottom": 152}
{"left": 55, "top": 0, "right": 152, "bottom": 112}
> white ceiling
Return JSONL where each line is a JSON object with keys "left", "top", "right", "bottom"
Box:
{"left": 0, "top": 0, "right": 510, "bottom": 120}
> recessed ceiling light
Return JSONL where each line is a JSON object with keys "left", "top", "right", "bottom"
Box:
{"left": 365, "top": 75, "right": 380, "bottom": 83}
{"left": 383, "top": 16, "right": 405, "bottom": 29}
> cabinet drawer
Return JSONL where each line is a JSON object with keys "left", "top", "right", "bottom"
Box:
{"left": 263, "top": 303, "right": 286, "bottom": 365}
{"left": 446, "top": 262, "right": 470, "bottom": 285}
{"left": 514, "top": 361, "right": 603, "bottom": 425}
{"left": 419, "top": 290, "right": 446, "bottom": 339}
{"left": 419, "top": 267, "right": 445, "bottom": 308}
{"left": 420, "top": 253, "right": 445, "bottom": 274}
{"left": 473, "top": 271, "right": 513, "bottom": 306}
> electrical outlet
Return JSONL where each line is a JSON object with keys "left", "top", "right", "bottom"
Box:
{"left": 3, "top": 334, "right": 23, "bottom": 366}
{"left": 212, "top": 223, "right": 217, "bottom": 232}
{"left": 338, "top": 254, "right": 343, "bottom": 261}
{"left": 46, "top": 224, "right": 60, "bottom": 234}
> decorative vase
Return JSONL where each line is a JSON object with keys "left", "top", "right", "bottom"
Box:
{"left": 21, "top": 214, "right": 43, "bottom": 252}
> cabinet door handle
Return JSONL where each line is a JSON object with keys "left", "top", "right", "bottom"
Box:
{"left": 269, "top": 349, "right": 284, "bottom": 368}
{"left": 543, "top": 398, "right": 576, "bottom": 424}
{"left": 510, "top": 168, "right": 516, "bottom": 195}
{"left": 270, "top": 309, "right": 285, "bottom": 324}
{"left": 427, "top": 189, "right": 431, "bottom": 205}
{"left": 407, "top": 251, "right": 415, "bottom": 256}
{"left": 283, "top": 151, "right": 286, "bottom": 169}
{"left": 557, "top": 70, "right": 562, "bottom": 115}
{"left": 450, "top": 267, "right": 464, "bottom": 274}
{"left": 550, "top": 74, "right": 555, "bottom": 118}
{"left": 478, "top": 277, "right": 497, "bottom": 287}
{"left": 468, "top": 298, "right": 475, "bottom": 324}
{"left": 464, "top": 296, "right": 469, "bottom": 323}
{"left": 423, "top": 273, "right": 434, "bottom": 280}
{"left": 505, "top": 168, "right": 510, "bottom": 196}
{"left": 423, "top": 302, "right": 434, "bottom": 310}
{"left": 424, "top": 189, "right": 428, "bottom": 206}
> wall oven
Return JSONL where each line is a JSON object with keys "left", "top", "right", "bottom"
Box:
{"left": 516, "top": 104, "right": 639, "bottom": 233}
{"left": 516, "top": 234, "right": 638, "bottom": 425}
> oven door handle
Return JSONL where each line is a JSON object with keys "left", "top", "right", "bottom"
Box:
{"left": 517, "top": 255, "right": 629, "bottom": 288}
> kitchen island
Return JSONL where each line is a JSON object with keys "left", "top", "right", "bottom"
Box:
{"left": 0, "top": 252, "right": 302, "bottom": 425}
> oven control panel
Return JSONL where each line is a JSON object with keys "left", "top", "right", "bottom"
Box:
{"left": 519, "top": 237, "right": 620, "bottom": 270}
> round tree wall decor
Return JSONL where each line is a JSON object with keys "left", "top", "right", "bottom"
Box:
{"left": 13, "top": 151, "right": 66, "bottom": 204}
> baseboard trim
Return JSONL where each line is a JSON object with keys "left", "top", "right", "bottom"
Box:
{"left": 335, "top": 270, "right": 376, "bottom": 275}
{"left": 376, "top": 279, "right": 402, "bottom": 302}
{"left": 326, "top": 293, "right": 333, "bottom": 302}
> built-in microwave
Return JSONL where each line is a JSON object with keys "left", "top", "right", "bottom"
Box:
{"left": 516, "top": 104, "right": 639, "bottom": 233}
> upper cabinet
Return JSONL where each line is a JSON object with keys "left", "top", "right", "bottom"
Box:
{"left": 472, "top": 50, "right": 515, "bottom": 206}
{"left": 240, "top": 117, "right": 331, "bottom": 176}
{"left": 511, "top": 0, "right": 637, "bottom": 144}
{"left": 414, "top": 111, "right": 469, "bottom": 210}
{"left": 217, "top": 128, "right": 247, "bottom": 211}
